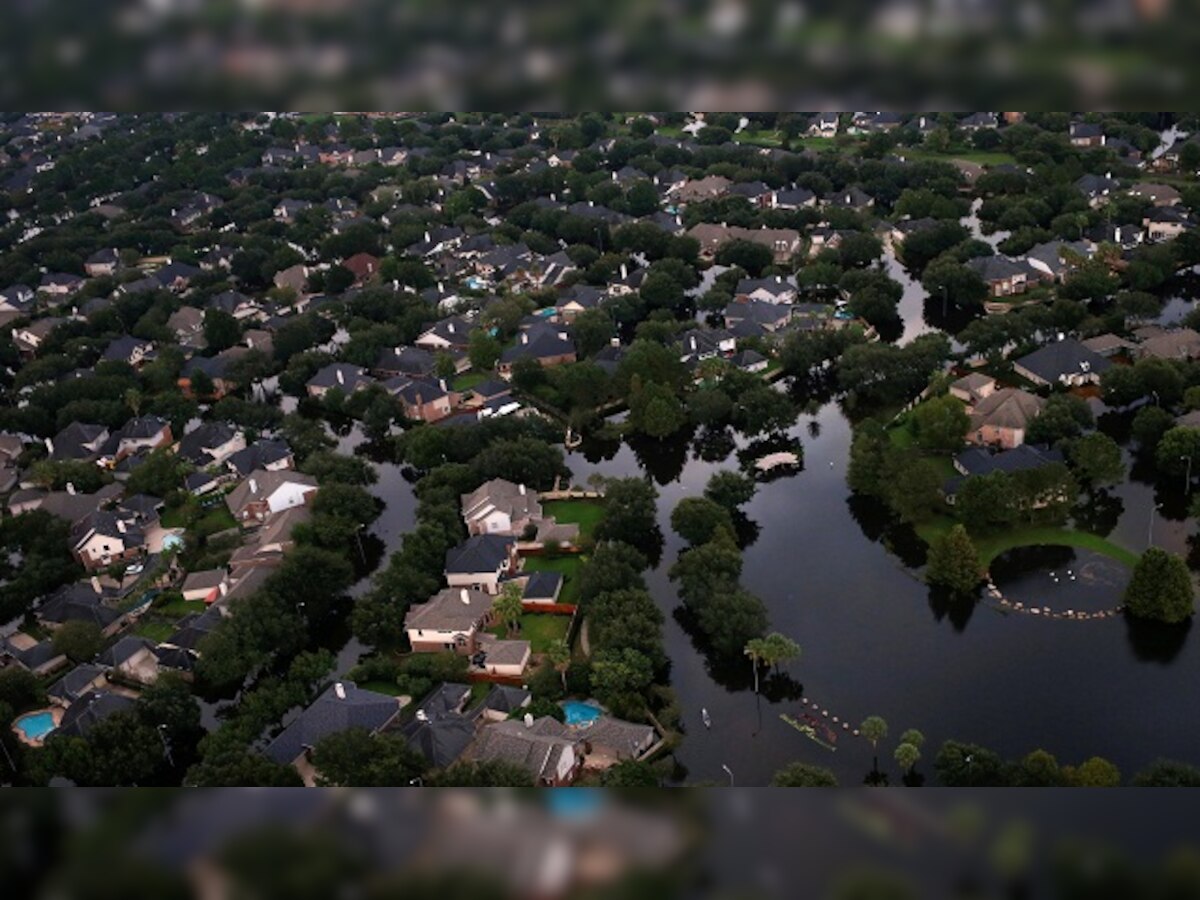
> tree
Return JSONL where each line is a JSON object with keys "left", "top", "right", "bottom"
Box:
{"left": 1017, "top": 749, "right": 1066, "bottom": 786}
{"left": 628, "top": 380, "right": 686, "bottom": 438}
{"left": 1124, "top": 548, "right": 1194, "bottom": 624}
{"left": 696, "top": 588, "right": 768, "bottom": 658}
{"left": 704, "top": 470, "right": 756, "bottom": 512}
{"left": 589, "top": 647, "right": 655, "bottom": 708}
{"left": 1066, "top": 756, "right": 1121, "bottom": 787}
{"left": 882, "top": 453, "right": 943, "bottom": 524}
{"left": 894, "top": 741, "right": 921, "bottom": 777}
{"left": 427, "top": 759, "right": 535, "bottom": 787}
{"left": 860, "top": 715, "right": 889, "bottom": 775}
{"left": 546, "top": 638, "right": 571, "bottom": 692}
{"left": 911, "top": 395, "right": 969, "bottom": 453}
{"left": 926, "top": 525, "right": 982, "bottom": 596}
{"left": 203, "top": 308, "right": 241, "bottom": 352}
{"left": 671, "top": 496, "right": 734, "bottom": 546}
{"left": 1067, "top": 432, "right": 1125, "bottom": 487}
{"left": 744, "top": 636, "right": 768, "bottom": 694}
{"left": 601, "top": 759, "right": 661, "bottom": 786}
{"left": 312, "top": 728, "right": 428, "bottom": 786}
{"left": 571, "top": 308, "right": 617, "bottom": 358}
{"left": 771, "top": 762, "right": 839, "bottom": 786}
{"left": 1132, "top": 404, "right": 1175, "bottom": 453}
{"left": 1155, "top": 427, "right": 1200, "bottom": 478}
{"left": 125, "top": 447, "right": 191, "bottom": 496}
{"left": 1132, "top": 759, "right": 1200, "bottom": 786}
{"left": 1026, "top": 394, "right": 1094, "bottom": 445}
{"left": 492, "top": 582, "right": 524, "bottom": 637}
{"left": 760, "top": 632, "right": 801, "bottom": 673}
{"left": 933, "top": 740, "right": 1011, "bottom": 786}
{"left": 922, "top": 255, "right": 988, "bottom": 309}
{"left": 51, "top": 620, "right": 103, "bottom": 663}
{"left": 715, "top": 240, "right": 774, "bottom": 277}
{"left": 137, "top": 672, "right": 202, "bottom": 751}
{"left": 595, "top": 478, "right": 660, "bottom": 550}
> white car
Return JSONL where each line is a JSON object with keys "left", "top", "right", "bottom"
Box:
{"left": 125, "top": 563, "right": 145, "bottom": 576}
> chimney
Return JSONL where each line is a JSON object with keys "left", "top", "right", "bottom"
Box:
{"left": 416, "top": 709, "right": 428, "bottom": 722}
{"left": 437, "top": 280, "right": 444, "bottom": 292}
{"left": 620, "top": 263, "right": 628, "bottom": 280}
{"left": 116, "top": 519, "right": 126, "bottom": 534}
{"left": 524, "top": 713, "right": 534, "bottom": 729}
{"left": 520, "top": 333, "right": 528, "bottom": 344}
{"left": 66, "top": 482, "right": 76, "bottom": 496}
{"left": 336, "top": 369, "right": 345, "bottom": 386}
{"left": 675, "top": 215, "right": 682, "bottom": 226}
{"left": 90, "top": 576, "right": 101, "bottom": 593}
{"left": 219, "top": 581, "right": 228, "bottom": 597}
{"left": 550, "top": 193, "right": 556, "bottom": 202}
{"left": 610, "top": 337, "right": 620, "bottom": 347}
{"left": 334, "top": 682, "right": 346, "bottom": 700}
{"left": 249, "top": 478, "right": 258, "bottom": 494}
{"left": 424, "top": 230, "right": 431, "bottom": 242}
{"left": 448, "top": 322, "right": 455, "bottom": 333}
{"left": 518, "top": 484, "right": 526, "bottom": 496}
{"left": 44, "top": 437, "right": 54, "bottom": 454}
{"left": 588, "top": 200, "right": 594, "bottom": 207}
{"left": 460, "top": 589, "right": 470, "bottom": 604}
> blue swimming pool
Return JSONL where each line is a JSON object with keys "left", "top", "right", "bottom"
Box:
{"left": 562, "top": 701, "right": 602, "bottom": 726}
{"left": 14, "top": 710, "right": 55, "bottom": 742}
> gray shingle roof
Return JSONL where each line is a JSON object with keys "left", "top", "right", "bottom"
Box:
{"left": 262, "top": 682, "right": 402, "bottom": 765}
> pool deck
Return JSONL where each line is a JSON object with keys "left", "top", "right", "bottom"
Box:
{"left": 12, "top": 706, "right": 63, "bottom": 747}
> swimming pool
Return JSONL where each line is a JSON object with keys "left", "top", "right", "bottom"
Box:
{"left": 562, "top": 701, "right": 602, "bottom": 726}
{"left": 14, "top": 710, "right": 56, "bottom": 743}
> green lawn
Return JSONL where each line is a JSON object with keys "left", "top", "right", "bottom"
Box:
{"left": 195, "top": 506, "right": 238, "bottom": 537}
{"left": 154, "top": 596, "right": 207, "bottom": 618}
{"left": 360, "top": 679, "right": 405, "bottom": 697}
{"left": 133, "top": 620, "right": 176, "bottom": 642}
{"left": 916, "top": 517, "right": 1138, "bottom": 569}
{"left": 492, "top": 613, "right": 570, "bottom": 653}
{"left": 160, "top": 501, "right": 237, "bottom": 535}
{"left": 452, "top": 371, "right": 488, "bottom": 391}
{"left": 904, "top": 148, "right": 1019, "bottom": 166}
{"left": 541, "top": 499, "right": 605, "bottom": 540}
{"left": 523, "top": 554, "right": 584, "bottom": 604}
{"left": 160, "top": 505, "right": 191, "bottom": 528}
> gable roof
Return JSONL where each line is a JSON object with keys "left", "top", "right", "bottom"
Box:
{"left": 261, "top": 682, "right": 401, "bottom": 764}
{"left": 1015, "top": 339, "right": 1112, "bottom": 382}
{"left": 461, "top": 478, "right": 539, "bottom": 525}
{"left": 444, "top": 535, "right": 515, "bottom": 575}
{"left": 226, "top": 469, "right": 317, "bottom": 513}
{"left": 405, "top": 587, "right": 493, "bottom": 633}
{"left": 969, "top": 388, "right": 1045, "bottom": 431}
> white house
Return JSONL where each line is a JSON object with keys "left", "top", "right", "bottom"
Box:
{"left": 225, "top": 469, "right": 318, "bottom": 523}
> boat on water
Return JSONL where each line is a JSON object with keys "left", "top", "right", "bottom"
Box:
{"left": 701, "top": 707, "right": 712, "bottom": 729}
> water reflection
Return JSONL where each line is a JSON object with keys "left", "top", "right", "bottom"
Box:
{"left": 926, "top": 584, "right": 978, "bottom": 632}
{"left": 1125, "top": 616, "right": 1193, "bottom": 665}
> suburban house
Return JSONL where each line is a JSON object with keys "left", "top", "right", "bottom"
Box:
{"left": 167, "top": 306, "right": 206, "bottom": 349}
{"left": 735, "top": 276, "right": 797, "bottom": 304}
{"left": 1075, "top": 173, "right": 1120, "bottom": 207}
{"left": 12, "top": 318, "right": 64, "bottom": 356}
{"left": 1143, "top": 206, "right": 1192, "bottom": 241}
{"left": 405, "top": 587, "right": 494, "bottom": 653}
{"left": 0, "top": 636, "right": 67, "bottom": 677}
{"left": 51, "top": 690, "right": 136, "bottom": 739}
{"left": 722, "top": 299, "right": 792, "bottom": 335}
{"left": 225, "top": 469, "right": 318, "bottom": 524}
{"left": 466, "top": 717, "right": 581, "bottom": 786}
{"left": 99, "top": 415, "right": 173, "bottom": 465}
{"left": 444, "top": 534, "right": 519, "bottom": 594}
{"left": 84, "top": 248, "right": 121, "bottom": 277}
{"left": 967, "top": 388, "right": 1046, "bottom": 449}
{"left": 97, "top": 636, "right": 160, "bottom": 685}
{"left": 261, "top": 682, "right": 404, "bottom": 785}
{"left": 1136, "top": 328, "right": 1200, "bottom": 361}
{"left": 400, "top": 683, "right": 477, "bottom": 769}
{"left": 953, "top": 444, "right": 1064, "bottom": 478}
{"left": 809, "top": 113, "right": 839, "bottom": 137}
{"left": 46, "top": 421, "right": 109, "bottom": 462}
{"left": 1082, "top": 333, "right": 1136, "bottom": 358}
{"left": 498, "top": 329, "right": 577, "bottom": 378}
{"left": 1013, "top": 338, "right": 1111, "bottom": 387}
{"left": 306, "top": 363, "right": 374, "bottom": 398}
{"left": 181, "top": 569, "right": 229, "bottom": 604}
{"left": 461, "top": 478, "right": 542, "bottom": 536}
{"left": 415, "top": 316, "right": 474, "bottom": 352}
{"left": 70, "top": 510, "right": 146, "bottom": 571}
{"left": 1025, "top": 241, "right": 1091, "bottom": 283}
{"left": 227, "top": 506, "right": 310, "bottom": 575}
{"left": 966, "top": 255, "right": 1032, "bottom": 297}
{"left": 47, "top": 664, "right": 108, "bottom": 707}
{"left": 226, "top": 439, "right": 294, "bottom": 478}
{"left": 37, "top": 581, "right": 123, "bottom": 636}
{"left": 949, "top": 373, "right": 997, "bottom": 405}
{"left": 687, "top": 223, "right": 803, "bottom": 263}
{"left": 341, "top": 252, "right": 380, "bottom": 285}
{"left": 383, "top": 376, "right": 457, "bottom": 423}
{"left": 670, "top": 175, "right": 731, "bottom": 204}
{"left": 1129, "top": 182, "right": 1182, "bottom": 207}
{"left": 1069, "top": 122, "right": 1106, "bottom": 148}
{"left": 176, "top": 421, "right": 247, "bottom": 467}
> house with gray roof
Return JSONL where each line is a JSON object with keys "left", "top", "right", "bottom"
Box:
{"left": 461, "top": 478, "right": 542, "bottom": 537}
{"left": 1013, "top": 338, "right": 1111, "bottom": 387}
{"left": 405, "top": 587, "right": 494, "bottom": 653}
{"left": 444, "top": 535, "right": 519, "bottom": 594}
{"left": 51, "top": 690, "right": 136, "bottom": 739}
{"left": 261, "top": 682, "right": 403, "bottom": 781}
{"left": 47, "top": 664, "right": 108, "bottom": 706}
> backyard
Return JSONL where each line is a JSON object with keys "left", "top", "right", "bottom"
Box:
{"left": 541, "top": 498, "right": 605, "bottom": 541}
{"left": 523, "top": 553, "right": 585, "bottom": 604}
{"left": 491, "top": 613, "right": 570, "bottom": 653}
{"left": 451, "top": 371, "right": 488, "bottom": 391}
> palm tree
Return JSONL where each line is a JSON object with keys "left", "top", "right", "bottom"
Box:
{"left": 859, "top": 715, "right": 889, "bottom": 776}
{"left": 492, "top": 582, "right": 524, "bottom": 638}
{"left": 761, "top": 632, "right": 801, "bottom": 673}
{"left": 124, "top": 388, "right": 143, "bottom": 416}
{"left": 546, "top": 638, "right": 571, "bottom": 692}
{"left": 744, "top": 637, "right": 769, "bottom": 693}
{"left": 899, "top": 728, "right": 925, "bottom": 752}
{"left": 894, "top": 741, "right": 921, "bottom": 778}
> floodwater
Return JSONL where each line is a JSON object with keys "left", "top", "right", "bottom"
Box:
{"left": 565, "top": 399, "right": 1198, "bottom": 786}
